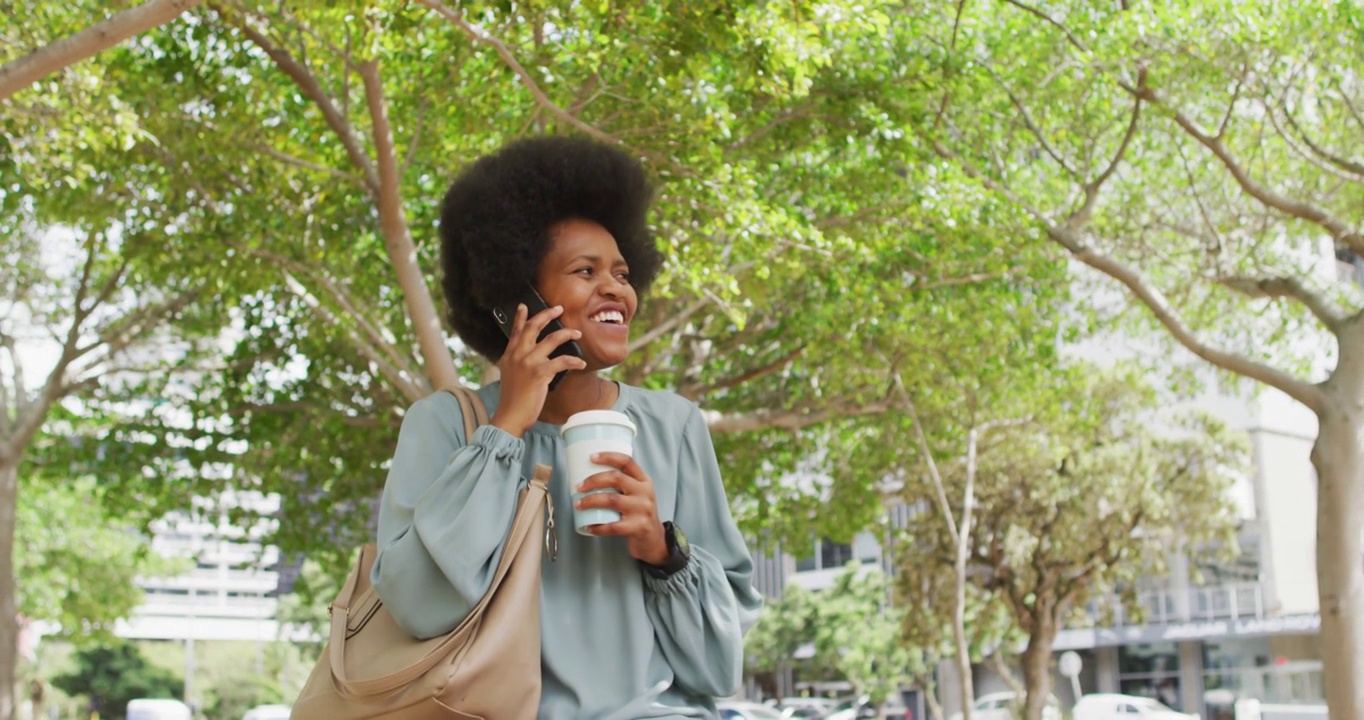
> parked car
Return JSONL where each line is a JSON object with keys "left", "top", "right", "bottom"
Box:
{"left": 126, "top": 699, "right": 193, "bottom": 720}
{"left": 947, "top": 692, "right": 1062, "bottom": 720}
{"left": 242, "top": 704, "right": 293, "bottom": 720}
{"left": 824, "top": 694, "right": 912, "bottom": 720}
{"left": 774, "top": 697, "right": 839, "bottom": 719}
{"left": 1073, "top": 694, "right": 1198, "bottom": 720}
{"left": 719, "top": 701, "right": 789, "bottom": 720}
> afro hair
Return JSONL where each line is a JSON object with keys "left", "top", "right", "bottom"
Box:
{"left": 439, "top": 135, "right": 663, "bottom": 361}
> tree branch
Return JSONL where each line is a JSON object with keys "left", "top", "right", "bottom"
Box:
{"left": 701, "top": 392, "right": 898, "bottom": 434}
{"left": 358, "top": 59, "right": 457, "bottom": 394}
{"left": 927, "top": 126, "right": 1330, "bottom": 413}
{"left": 1070, "top": 70, "right": 1144, "bottom": 229}
{"left": 627, "top": 297, "right": 710, "bottom": 353}
{"left": 415, "top": 0, "right": 706, "bottom": 185}
{"left": 0, "top": 0, "right": 202, "bottom": 101}
{"left": 233, "top": 16, "right": 380, "bottom": 195}
{"left": 1218, "top": 275, "right": 1348, "bottom": 332}
{"left": 1269, "top": 97, "right": 1364, "bottom": 181}
{"left": 684, "top": 346, "right": 805, "bottom": 400}
{"left": 895, "top": 378, "right": 959, "bottom": 541}
{"left": 0, "top": 329, "right": 18, "bottom": 436}
{"left": 1047, "top": 224, "right": 1328, "bottom": 413}
{"left": 399, "top": 96, "right": 430, "bottom": 178}
{"left": 416, "top": 0, "right": 618, "bottom": 147}
{"left": 281, "top": 271, "right": 425, "bottom": 400}
{"left": 983, "top": 64, "right": 1079, "bottom": 179}
{"left": 74, "top": 288, "right": 202, "bottom": 374}
{"left": 1130, "top": 82, "right": 1364, "bottom": 254}
{"left": 725, "top": 102, "right": 815, "bottom": 153}
{"left": 997, "top": 0, "right": 1088, "bottom": 52}
{"left": 233, "top": 242, "right": 416, "bottom": 377}
{"left": 246, "top": 141, "right": 367, "bottom": 187}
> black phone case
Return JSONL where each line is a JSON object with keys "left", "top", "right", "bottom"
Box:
{"left": 492, "top": 288, "right": 583, "bottom": 391}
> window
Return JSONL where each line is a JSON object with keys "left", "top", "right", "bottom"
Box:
{"left": 819, "top": 540, "right": 852, "bottom": 570}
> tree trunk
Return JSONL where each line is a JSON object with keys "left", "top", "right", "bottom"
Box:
{"left": 1311, "top": 363, "right": 1364, "bottom": 720}
{"left": 922, "top": 679, "right": 944, "bottom": 720}
{"left": 952, "top": 555, "right": 974, "bottom": 720}
{"left": 1019, "top": 617, "right": 1056, "bottom": 720}
{"left": 0, "top": 457, "right": 17, "bottom": 720}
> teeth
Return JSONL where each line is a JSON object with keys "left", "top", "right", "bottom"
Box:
{"left": 591, "top": 310, "right": 625, "bottom": 324}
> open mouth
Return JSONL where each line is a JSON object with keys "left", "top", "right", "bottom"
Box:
{"left": 589, "top": 310, "right": 626, "bottom": 325}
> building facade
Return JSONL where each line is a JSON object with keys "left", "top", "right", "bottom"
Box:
{"left": 117, "top": 491, "right": 289, "bottom": 644}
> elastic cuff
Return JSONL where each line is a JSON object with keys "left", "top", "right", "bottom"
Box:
{"left": 642, "top": 554, "right": 701, "bottom": 596}
{"left": 471, "top": 424, "right": 524, "bottom": 464}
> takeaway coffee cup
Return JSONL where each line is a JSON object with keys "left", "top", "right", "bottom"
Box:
{"left": 560, "top": 410, "right": 637, "bottom": 535}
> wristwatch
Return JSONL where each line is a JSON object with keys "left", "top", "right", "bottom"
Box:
{"left": 644, "top": 521, "right": 691, "bottom": 578}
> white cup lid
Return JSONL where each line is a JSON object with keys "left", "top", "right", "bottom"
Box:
{"left": 560, "top": 410, "right": 636, "bottom": 437}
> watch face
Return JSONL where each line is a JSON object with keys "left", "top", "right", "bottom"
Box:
{"left": 670, "top": 523, "right": 690, "bottom": 557}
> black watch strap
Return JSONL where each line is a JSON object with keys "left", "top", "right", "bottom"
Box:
{"left": 644, "top": 521, "right": 691, "bottom": 579}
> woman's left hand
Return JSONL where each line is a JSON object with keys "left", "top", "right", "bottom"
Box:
{"left": 575, "top": 453, "right": 669, "bottom": 565}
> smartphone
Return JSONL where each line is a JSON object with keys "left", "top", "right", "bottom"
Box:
{"left": 492, "top": 285, "right": 584, "bottom": 391}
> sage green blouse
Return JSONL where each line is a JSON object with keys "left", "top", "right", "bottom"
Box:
{"left": 372, "top": 382, "right": 763, "bottom": 719}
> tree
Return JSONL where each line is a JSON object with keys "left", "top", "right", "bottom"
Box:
{"left": 0, "top": 13, "right": 236, "bottom": 708}
{"left": 898, "top": 1, "right": 1364, "bottom": 713}
{"left": 15, "top": 475, "right": 182, "bottom": 641}
{"left": 813, "top": 565, "right": 935, "bottom": 719}
{"left": 275, "top": 558, "right": 339, "bottom": 655}
{"left": 897, "top": 365, "right": 1246, "bottom": 720}
{"left": 2, "top": 4, "right": 1077, "bottom": 715}
{"left": 51, "top": 640, "right": 181, "bottom": 720}
{"left": 746, "top": 565, "right": 943, "bottom": 718}
{"left": 743, "top": 583, "right": 834, "bottom": 700}
{"left": 0, "top": 0, "right": 202, "bottom": 101}
{"left": 0, "top": 4, "right": 1065, "bottom": 713}
{"left": 64, "top": 0, "right": 1063, "bottom": 568}
{"left": 903, "top": 400, "right": 1028, "bottom": 720}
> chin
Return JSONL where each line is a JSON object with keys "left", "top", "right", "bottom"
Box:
{"left": 587, "top": 348, "right": 629, "bottom": 369}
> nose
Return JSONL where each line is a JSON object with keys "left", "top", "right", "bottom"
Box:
{"left": 598, "top": 275, "right": 626, "bottom": 299}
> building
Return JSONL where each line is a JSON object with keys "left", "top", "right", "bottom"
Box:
{"left": 1042, "top": 385, "right": 1323, "bottom": 716}
{"left": 747, "top": 378, "right": 1326, "bottom": 717}
{"left": 116, "top": 491, "right": 289, "bottom": 645}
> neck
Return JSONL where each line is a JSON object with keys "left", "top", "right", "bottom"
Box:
{"left": 537, "top": 371, "right": 617, "bottom": 425}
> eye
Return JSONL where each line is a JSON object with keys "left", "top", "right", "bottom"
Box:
{"left": 573, "top": 267, "right": 594, "bottom": 276}
{"left": 615, "top": 270, "right": 631, "bottom": 282}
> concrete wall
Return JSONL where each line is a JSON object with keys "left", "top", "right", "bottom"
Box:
{"left": 1250, "top": 404, "right": 1319, "bottom": 616}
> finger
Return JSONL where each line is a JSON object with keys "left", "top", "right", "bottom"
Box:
{"left": 547, "top": 353, "right": 588, "bottom": 375}
{"left": 576, "top": 489, "right": 655, "bottom": 522}
{"left": 532, "top": 326, "right": 583, "bottom": 358}
{"left": 590, "top": 452, "right": 647, "bottom": 482}
{"left": 575, "top": 470, "right": 630, "bottom": 495}
{"left": 524, "top": 303, "right": 565, "bottom": 338}
{"left": 583, "top": 508, "right": 652, "bottom": 536}
{"left": 586, "top": 518, "right": 635, "bottom": 537}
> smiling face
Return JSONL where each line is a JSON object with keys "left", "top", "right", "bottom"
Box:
{"left": 534, "top": 217, "right": 638, "bottom": 370}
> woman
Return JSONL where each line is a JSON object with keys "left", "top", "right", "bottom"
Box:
{"left": 372, "top": 135, "right": 763, "bottom": 719}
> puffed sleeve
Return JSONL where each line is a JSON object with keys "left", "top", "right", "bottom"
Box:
{"left": 370, "top": 392, "right": 527, "bottom": 639}
{"left": 642, "top": 405, "right": 764, "bottom": 697}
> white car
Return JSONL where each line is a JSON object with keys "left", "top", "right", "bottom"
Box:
{"left": 242, "top": 705, "right": 292, "bottom": 720}
{"left": 718, "top": 701, "right": 788, "bottom": 720}
{"left": 1073, "top": 694, "right": 1197, "bottom": 720}
{"left": 947, "top": 691, "right": 1062, "bottom": 720}
{"left": 126, "top": 699, "right": 193, "bottom": 720}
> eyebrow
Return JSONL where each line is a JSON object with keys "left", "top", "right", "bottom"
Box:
{"left": 569, "top": 254, "right": 628, "bottom": 266}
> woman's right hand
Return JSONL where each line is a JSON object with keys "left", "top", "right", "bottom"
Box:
{"left": 490, "top": 304, "right": 587, "bottom": 437}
